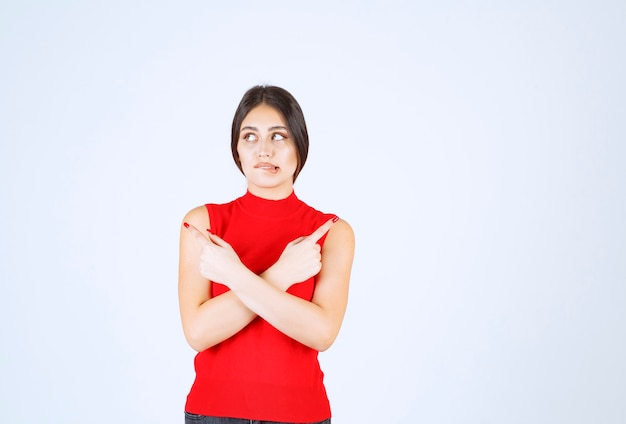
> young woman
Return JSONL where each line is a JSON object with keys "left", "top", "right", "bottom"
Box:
{"left": 178, "top": 85, "right": 355, "bottom": 424}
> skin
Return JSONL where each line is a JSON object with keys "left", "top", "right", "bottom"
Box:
{"left": 178, "top": 104, "right": 355, "bottom": 352}
{"left": 237, "top": 103, "right": 298, "bottom": 199}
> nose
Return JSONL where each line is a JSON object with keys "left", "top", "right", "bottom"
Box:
{"left": 257, "top": 136, "right": 273, "bottom": 158}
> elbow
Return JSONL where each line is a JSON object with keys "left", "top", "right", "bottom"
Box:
{"left": 314, "top": 336, "right": 336, "bottom": 352}
{"left": 185, "top": 332, "right": 204, "bottom": 353}
{"left": 187, "top": 339, "right": 206, "bottom": 353}
{"left": 312, "top": 327, "right": 340, "bottom": 352}
{"left": 184, "top": 326, "right": 211, "bottom": 353}
{"left": 315, "top": 341, "right": 333, "bottom": 352}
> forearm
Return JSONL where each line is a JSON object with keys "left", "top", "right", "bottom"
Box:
{"left": 182, "top": 272, "right": 298, "bottom": 352}
{"left": 229, "top": 268, "right": 338, "bottom": 351}
{"left": 182, "top": 290, "right": 256, "bottom": 351}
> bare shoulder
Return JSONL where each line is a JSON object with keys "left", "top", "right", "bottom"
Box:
{"left": 182, "top": 204, "right": 211, "bottom": 231}
{"left": 325, "top": 218, "right": 355, "bottom": 251}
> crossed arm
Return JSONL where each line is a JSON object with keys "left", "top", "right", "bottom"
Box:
{"left": 178, "top": 205, "right": 355, "bottom": 352}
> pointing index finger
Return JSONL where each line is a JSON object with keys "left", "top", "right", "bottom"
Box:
{"left": 308, "top": 216, "right": 338, "bottom": 244}
{"left": 184, "top": 222, "right": 211, "bottom": 246}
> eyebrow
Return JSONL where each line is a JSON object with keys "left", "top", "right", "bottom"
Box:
{"left": 240, "top": 125, "right": 289, "bottom": 133}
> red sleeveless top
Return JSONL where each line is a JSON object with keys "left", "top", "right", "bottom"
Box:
{"left": 185, "top": 190, "right": 335, "bottom": 422}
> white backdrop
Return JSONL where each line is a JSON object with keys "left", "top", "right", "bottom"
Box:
{"left": 1, "top": 1, "right": 625, "bottom": 423}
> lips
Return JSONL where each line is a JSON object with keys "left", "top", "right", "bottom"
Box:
{"left": 254, "top": 162, "right": 279, "bottom": 173}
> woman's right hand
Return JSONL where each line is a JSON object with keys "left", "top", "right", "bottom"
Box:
{"left": 184, "top": 222, "right": 247, "bottom": 288}
{"left": 263, "top": 217, "right": 337, "bottom": 291}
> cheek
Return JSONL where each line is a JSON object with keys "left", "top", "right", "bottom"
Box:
{"left": 285, "top": 145, "right": 299, "bottom": 167}
{"left": 236, "top": 144, "right": 250, "bottom": 166}
{"left": 291, "top": 153, "right": 300, "bottom": 172}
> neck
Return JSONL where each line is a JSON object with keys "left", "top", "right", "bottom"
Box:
{"left": 247, "top": 184, "right": 294, "bottom": 200}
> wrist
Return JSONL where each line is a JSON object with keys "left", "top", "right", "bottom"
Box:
{"left": 261, "top": 265, "right": 288, "bottom": 291}
{"left": 224, "top": 261, "right": 251, "bottom": 290}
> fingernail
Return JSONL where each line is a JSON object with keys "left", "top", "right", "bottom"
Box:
{"left": 332, "top": 216, "right": 339, "bottom": 223}
{"left": 183, "top": 222, "right": 189, "bottom": 228}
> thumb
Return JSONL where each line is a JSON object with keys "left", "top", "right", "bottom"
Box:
{"left": 206, "top": 231, "right": 231, "bottom": 248}
{"left": 288, "top": 236, "right": 307, "bottom": 247}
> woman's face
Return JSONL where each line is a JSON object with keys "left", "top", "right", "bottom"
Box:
{"left": 237, "top": 103, "right": 298, "bottom": 199}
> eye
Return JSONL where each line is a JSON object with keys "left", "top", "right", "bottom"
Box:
{"left": 272, "top": 133, "right": 287, "bottom": 141}
{"left": 242, "top": 133, "right": 258, "bottom": 142}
